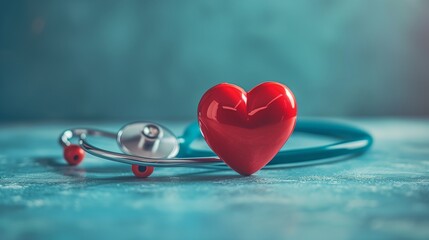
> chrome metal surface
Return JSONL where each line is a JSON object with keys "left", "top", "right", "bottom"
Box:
{"left": 142, "top": 124, "right": 161, "bottom": 138}
{"left": 117, "top": 122, "right": 179, "bottom": 158}
{"left": 79, "top": 138, "right": 222, "bottom": 168}
{"left": 59, "top": 128, "right": 116, "bottom": 147}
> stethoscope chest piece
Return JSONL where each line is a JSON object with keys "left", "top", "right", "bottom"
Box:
{"left": 117, "top": 122, "right": 180, "bottom": 158}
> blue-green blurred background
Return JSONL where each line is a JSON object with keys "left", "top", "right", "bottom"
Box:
{"left": 1, "top": 0, "right": 428, "bottom": 122}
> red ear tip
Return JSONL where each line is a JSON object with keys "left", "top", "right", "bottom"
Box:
{"left": 132, "top": 165, "right": 154, "bottom": 178}
{"left": 63, "top": 144, "right": 85, "bottom": 165}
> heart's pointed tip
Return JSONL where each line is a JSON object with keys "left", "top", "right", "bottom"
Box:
{"left": 239, "top": 172, "right": 254, "bottom": 177}
{"left": 233, "top": 168, "right": 260, "bottom": 176}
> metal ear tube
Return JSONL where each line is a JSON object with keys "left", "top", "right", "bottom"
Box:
{"left": 59, "top": 120, "right": 372, "bottom": 178}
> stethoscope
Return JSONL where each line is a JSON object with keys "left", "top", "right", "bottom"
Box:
{"left": 59, "top": 119, "right": 373, "bottom": 178}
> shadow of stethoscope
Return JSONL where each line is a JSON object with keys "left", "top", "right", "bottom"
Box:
{"left": 34, "top": 156, "right": 244, "bottom": 184}
{"left": 33, "top": 153, "right": 362, "bottom": 185}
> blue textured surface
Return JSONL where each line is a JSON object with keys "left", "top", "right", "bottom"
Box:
{"left": 0, "top": 119, "right": 429, "bottom": 240}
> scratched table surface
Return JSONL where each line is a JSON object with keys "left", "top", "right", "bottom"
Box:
{"left": 0, "top": 119, "right": 428, "bottom": 240}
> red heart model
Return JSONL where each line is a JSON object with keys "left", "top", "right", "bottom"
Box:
{"left": 198, "top": 82, "right": 297, "bottom": 175}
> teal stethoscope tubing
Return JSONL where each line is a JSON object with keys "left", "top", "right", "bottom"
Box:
{"left": 178, "top": 119, "right": 373, "bottom": 168}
